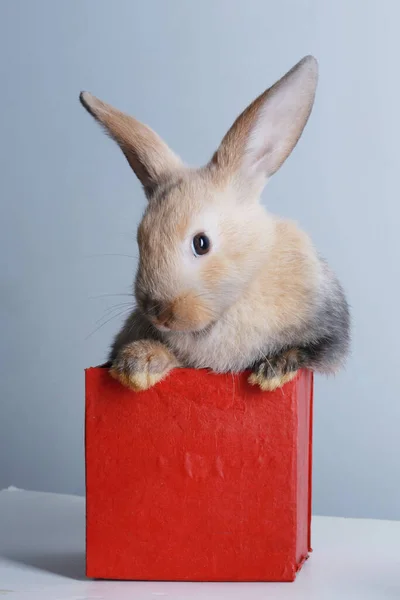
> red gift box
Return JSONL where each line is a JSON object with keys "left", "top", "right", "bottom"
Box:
{"left": 85, "top": 367, "right": 313, "bottom": 582}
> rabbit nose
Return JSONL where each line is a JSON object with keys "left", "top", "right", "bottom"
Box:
{"left": 145, "top": 297, "right": 170, "bottom": 322}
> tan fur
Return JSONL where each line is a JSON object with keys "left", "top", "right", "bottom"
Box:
{"left": 80, "top": 92, "right": 183, "bottom": 190}
{"left": 261, "top": 220, "right": 321, "bottom": 328}
{"left": 169, "top": 291, "right": 214, "bottom": 331}
{"left": 201, "top": 254, "right": 230, "bottom": 286}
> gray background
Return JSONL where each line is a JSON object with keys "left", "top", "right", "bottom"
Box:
{"left": 0, "top": 0, "right": 398, "bottom": 520}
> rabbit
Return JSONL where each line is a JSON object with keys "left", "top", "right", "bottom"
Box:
{"left": 80, "top": 55, "right": 350, "bottom": 392}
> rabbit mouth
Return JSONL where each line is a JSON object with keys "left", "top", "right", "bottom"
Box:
{"left": 152, "top": 318, "right": 214, "bottom": 334}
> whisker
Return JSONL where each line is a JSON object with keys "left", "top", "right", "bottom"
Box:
{"left": 95, "top": 303, "right": 134, "bottom": 324}
{"left": 263, "top": 356, "right": 277, "bottom": 378}
{"left": 86, "top": 307, "right": 133, "bottom": 340}
{"left": 89, "top": 293, "right": 134, "bottom": 300}
{"left": 97, "top": 305, "right": 133, "bottom": 325}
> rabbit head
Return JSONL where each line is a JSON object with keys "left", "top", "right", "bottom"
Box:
{"left": 80, "top": 56, "right": 318, "bottom": 333}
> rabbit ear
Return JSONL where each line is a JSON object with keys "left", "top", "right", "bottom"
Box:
{"left": 79, "top": 92, "right": 183, "bottom": 193}
{"left": 211, "top": 56, "right": 318, "bottom": 188}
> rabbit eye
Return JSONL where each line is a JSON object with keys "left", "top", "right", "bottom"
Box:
{"left": 192, "top": 233, "right": 211, "bottom": 257}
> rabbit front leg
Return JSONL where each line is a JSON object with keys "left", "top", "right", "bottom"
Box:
{"left": 248, "top": 334, "right": 341, "bottom": 391}
{"left": 248, "top": 348, "right": 303, "bottom": 391}
{"left": 110, "top": 339, "right": 179, "bottom": 391}
{"left": 109, "top": 310, "right": 179, "bottom": 391}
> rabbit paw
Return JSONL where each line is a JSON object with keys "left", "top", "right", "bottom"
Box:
{"left": 110, "top": 340, "right": 178, "bottom": 391}
{"left": 248, "top": 349, "right": 302, "bottom": 391}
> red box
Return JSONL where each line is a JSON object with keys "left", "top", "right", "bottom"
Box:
{"left": 85, "top": 367, "right": 313, "bottom": 582}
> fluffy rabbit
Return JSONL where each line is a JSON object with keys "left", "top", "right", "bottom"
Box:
{"left": 80, "top": 55, "right": 350, "bottom": 392}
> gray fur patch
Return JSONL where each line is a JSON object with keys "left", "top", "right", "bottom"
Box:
{"left": 256, "top": 258, "right": 350, "bottom": 373}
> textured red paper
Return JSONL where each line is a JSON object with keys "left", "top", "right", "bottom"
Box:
{"left": 85, "top": 368, "right": 313, "bottom": 582}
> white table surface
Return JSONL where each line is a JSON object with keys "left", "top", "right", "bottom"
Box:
{"left": 0, "top": 488, "right": 399, "bottom": 600}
